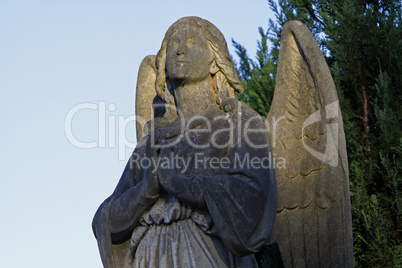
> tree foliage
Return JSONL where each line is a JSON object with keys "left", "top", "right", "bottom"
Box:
{"left": 234, "top": 0, "right": 401, "bottom": 266}
{"left": 232, "top": 27, "right": 276, "bottom": 118}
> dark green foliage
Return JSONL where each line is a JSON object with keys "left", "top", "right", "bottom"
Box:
{"left": 233, "top": 0, "right": 401, "bottom": 267}
{"left": 232, "top": 27, "right": 276, "bottom": 118}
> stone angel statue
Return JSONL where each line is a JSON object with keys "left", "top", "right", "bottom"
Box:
{"left": 92, "top": 17, "right": 353, "bottom": 268}
{"left": 93, "top": 16, "right": 278, "bottom": 268}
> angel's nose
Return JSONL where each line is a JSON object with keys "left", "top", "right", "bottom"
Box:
{"left": 177, "top": 43, "right": 187, "bottom": 56}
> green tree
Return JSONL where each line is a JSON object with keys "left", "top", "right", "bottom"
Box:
{"left": 232, "top": 27, "right": 276, "bottom": 118}
{"left": 234, "top": 0, "right": 401, "bottom": 266}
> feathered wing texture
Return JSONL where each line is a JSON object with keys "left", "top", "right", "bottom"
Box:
{"left": 135, "top": 55, "right": 157, "bottom": 142}
{"left": 266, "top": 21, "right": 353, "bottom": 267}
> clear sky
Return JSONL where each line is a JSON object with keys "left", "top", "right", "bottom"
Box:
{"left": 0, "top": 1, "right": 274, "bottom": 267}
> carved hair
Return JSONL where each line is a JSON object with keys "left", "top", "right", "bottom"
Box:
{"left": 154, "top": 16, "right": 243, "bottom": 119}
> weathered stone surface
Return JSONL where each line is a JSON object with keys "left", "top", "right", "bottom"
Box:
{"left": 266, "top": 21, "right": 353, "bottom": 267}
{"left": 93, "top": 16, "right": 277, "bottom": 268}
{"left": 135, "top": 55, "right": 157, "bottom": 141}
{"left": 93, "top": 17, "right": 352, "bottom": 268}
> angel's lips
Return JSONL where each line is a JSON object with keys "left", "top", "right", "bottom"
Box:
{"left": 174, "top": 61, "right": 186, "bottom": 67}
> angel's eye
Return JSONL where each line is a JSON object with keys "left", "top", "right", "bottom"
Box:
{"left": 186, "top": 38, "right": 195, "bottom": 47}
{"left": 169, "top": 39, "right": 179, "bottom": 48}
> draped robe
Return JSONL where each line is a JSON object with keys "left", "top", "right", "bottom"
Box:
{"left": 93, "top": 103, "right": 277, "bottom": 267}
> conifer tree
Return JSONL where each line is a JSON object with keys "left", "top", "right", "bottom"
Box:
{"left": 232, "top": 27, "right": 276, "bottom": 117}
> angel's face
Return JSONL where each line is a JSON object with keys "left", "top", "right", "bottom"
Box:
{"left": 165, "top": 26, "right": 214, "bottom": 84}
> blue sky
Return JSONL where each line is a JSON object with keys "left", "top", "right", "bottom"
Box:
{"left": 0, "top": 1, "right": 274, "bottom": 267}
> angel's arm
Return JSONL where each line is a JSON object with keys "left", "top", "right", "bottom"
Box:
{"left": 92, "top": 138, "right": 160, "bottom": 244}
{"left": 94, "top": 54, "right": 162, "bottom": 244}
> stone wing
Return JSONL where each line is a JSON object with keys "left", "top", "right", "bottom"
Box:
{"left": 265, "top": 21, "right": 353, "bottom": 267}
{"left": 135, "top": 55, "right": 159, "bottom": 142}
